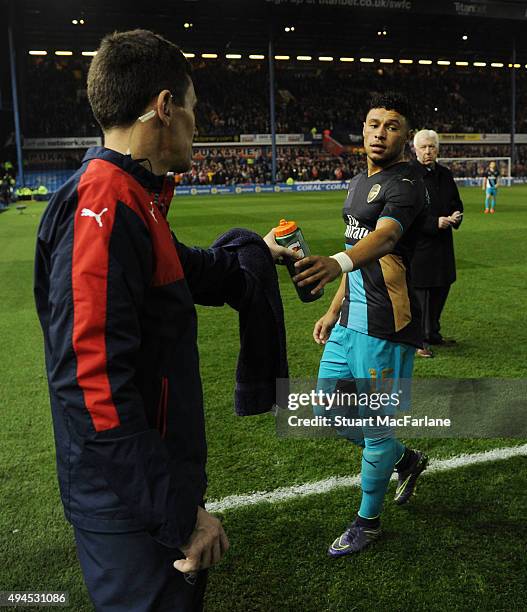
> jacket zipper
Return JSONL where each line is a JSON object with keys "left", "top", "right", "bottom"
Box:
{"left": 157, "top": 377, "right": 168, "bottom": 438}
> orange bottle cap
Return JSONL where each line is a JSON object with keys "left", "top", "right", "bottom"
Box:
{"left": 274, "top": 218, "right": 298, "bottom": 237}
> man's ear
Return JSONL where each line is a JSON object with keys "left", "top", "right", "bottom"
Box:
{"left": 155, "top": 89, "right": 172, "bottom": 125}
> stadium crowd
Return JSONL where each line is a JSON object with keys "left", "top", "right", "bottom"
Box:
{"left": 175, "top": 146, "right": 363, "bottom": 185}
{"left": 24, "top": 58, "right": 97, "bottom": 137}
{"left": 10, "top": 143, "right": 527, "bottom": 186}
{"left": 24, "top": 57, "right": 527, "bottom": 138}
{"left": 176, "top": 147, "right": 523, "bottom": 184}
{"left": 194, "top": 62, "right": 521, "bottom": 136}
{"left": 9, "top": 57, "right": 527, "bottom": 185}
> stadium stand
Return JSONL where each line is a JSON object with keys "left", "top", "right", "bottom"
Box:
{"left": 24, "top": 57, "right": 527, "bottom": 137}
{"left": 10, "top": 57, "right": 527, "bottom": 189}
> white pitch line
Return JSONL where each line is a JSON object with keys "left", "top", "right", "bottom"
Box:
{"left": 207, "top": 443, "right": 527, "bottom": 513}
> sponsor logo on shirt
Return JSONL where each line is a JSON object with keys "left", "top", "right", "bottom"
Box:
{"left": 345, "top": 215, "right": 370, "bottom": 241}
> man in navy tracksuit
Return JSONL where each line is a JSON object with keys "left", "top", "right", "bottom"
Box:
{"left": 34, "top": 30, "right": 290, "bottom": 611}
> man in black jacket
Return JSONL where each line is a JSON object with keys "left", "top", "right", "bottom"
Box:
{"left": 410, "top": 129, "right": 463, "bottom": 357}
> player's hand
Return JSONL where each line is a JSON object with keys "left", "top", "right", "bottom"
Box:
{"left": 313, "top": 311, "right": 339, "bottom": 345}
{"left": 438, "top": 216, "right": 453, "bottom": 230}
{"left": 263, "top": 229, "right": 301, "bottom": 263}
{"left": 173, "top": 507, "right": 229, "bottom": 573}
{"left": 449, "top": 211, "right": 462, "bottom": 225}
{"left": 292, "top": 256, "right": 342, "bottom": 294}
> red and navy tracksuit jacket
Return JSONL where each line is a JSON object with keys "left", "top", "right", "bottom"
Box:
{"left": 34, "top": 147, "right": 240, "bottom": 548}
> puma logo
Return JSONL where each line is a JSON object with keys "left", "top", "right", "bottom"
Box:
{"left": 363, "top": 457, "right": 379, "bottom": 469}
{"left": 401, "top": 178, "right": 415, "bottom": 184}
{"left": 81, "top": 207, "right": 108, "bottom": 228}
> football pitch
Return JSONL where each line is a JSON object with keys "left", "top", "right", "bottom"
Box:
{"left": 1, "top": 186, "right": 526, "bottom": 611}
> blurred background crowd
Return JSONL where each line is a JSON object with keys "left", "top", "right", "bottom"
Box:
{"left": 5, "top": 57, "right": 526, "bottom": 186}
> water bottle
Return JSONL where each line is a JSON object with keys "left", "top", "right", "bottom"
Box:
{"left": 274, "top": 219, "right": 324, "bottom": 303}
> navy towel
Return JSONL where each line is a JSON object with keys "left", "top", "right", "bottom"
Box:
{"left": 210, "top": 228, "right": 289, "bottom": 416}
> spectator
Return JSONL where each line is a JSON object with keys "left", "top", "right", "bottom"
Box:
{"left": 410, "top": 129, "right": 463, "bottom": 358}
{"left": 0, "top": 172, "right": 13, "bottom": 209}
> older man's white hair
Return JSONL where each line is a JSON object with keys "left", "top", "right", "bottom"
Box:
{"left": 413, "top": 129, "right": 439, "bottom": 148}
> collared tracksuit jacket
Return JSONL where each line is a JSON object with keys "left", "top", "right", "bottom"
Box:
{"left": 34, "top": 147, "right": 240, "bottom": 548}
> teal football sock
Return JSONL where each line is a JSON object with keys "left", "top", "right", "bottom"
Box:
{"left": 358, "top": 438, "right": 405, "bottom": 518}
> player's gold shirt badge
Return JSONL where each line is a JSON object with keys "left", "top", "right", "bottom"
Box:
{"left": 367, "top": 183, "right": 382, "bottom": 203}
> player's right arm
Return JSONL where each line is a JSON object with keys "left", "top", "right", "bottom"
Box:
{"left": 313, "top": 274, "right": 346, "bottom": 344}
{"left": 295, "top": 216, "right": 403, "bottom": 295}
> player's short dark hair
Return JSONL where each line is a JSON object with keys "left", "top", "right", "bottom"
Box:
{"left": 87, "top": 29, "right": 192, "bottom": 131}
{"left": 367, "top": 92, "right": 413, "bottom": 130}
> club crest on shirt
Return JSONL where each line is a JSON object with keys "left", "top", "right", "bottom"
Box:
{"left": 367, "top": 184, "right": 381, "bottom": 203}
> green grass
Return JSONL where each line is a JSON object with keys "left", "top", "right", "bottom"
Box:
{"left": 0, "top": 187, "right": 526, "bottom": 610}
{"left": 207, "top": 457, "right": 527, "bottom": 612}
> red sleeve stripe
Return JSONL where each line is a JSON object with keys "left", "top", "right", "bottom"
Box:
{"left": 71, "top": 164, "right": 121, "bottom": 432}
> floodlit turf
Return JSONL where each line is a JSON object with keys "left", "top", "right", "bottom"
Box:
{"left": 0, "top": 186, "right": 526, "bottom": 610}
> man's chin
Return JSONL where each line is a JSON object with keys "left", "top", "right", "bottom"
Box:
{"left": 368, "top": 152, "right": 396, "bottom": 167}
{"left": 170, "top": 159, "right": 191, "bottom": 174}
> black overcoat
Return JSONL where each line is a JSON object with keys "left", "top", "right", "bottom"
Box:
{"left": 410, "top": 160, "right": 463, "bottom": 287}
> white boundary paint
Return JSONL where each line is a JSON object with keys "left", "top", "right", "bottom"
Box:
{"left": 207, "top": 444, "right": 527, "bottom": 513}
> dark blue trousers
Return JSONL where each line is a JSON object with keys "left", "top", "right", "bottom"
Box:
{"left": 73, "top": 527, "right": 207, "bottom": 611}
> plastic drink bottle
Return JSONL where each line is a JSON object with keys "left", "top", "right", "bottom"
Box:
{"left": 274, "top": 219, "right": 324, "bottom": 303}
